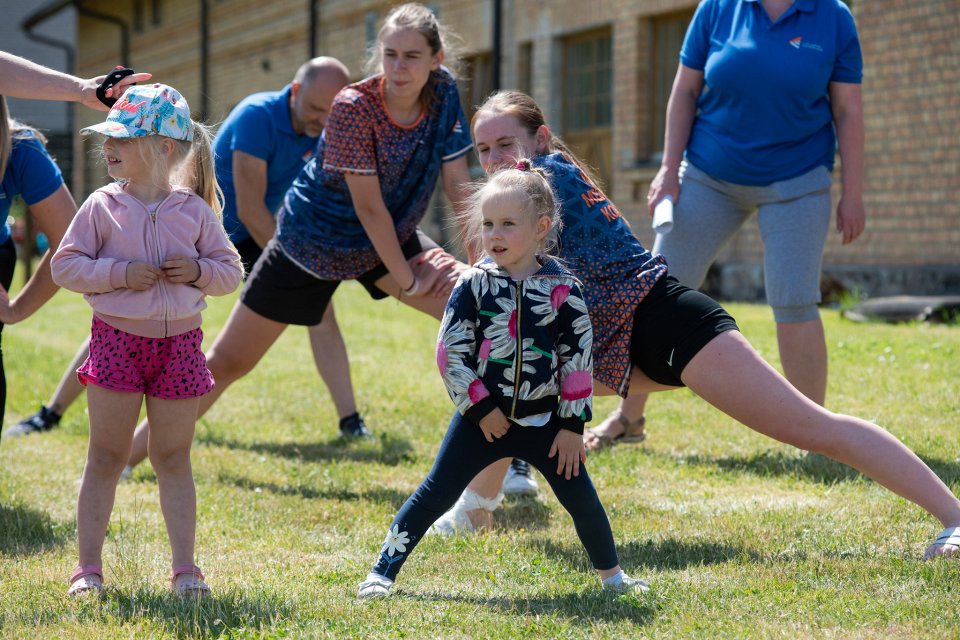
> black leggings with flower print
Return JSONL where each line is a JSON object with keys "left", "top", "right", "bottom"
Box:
{"left": 370, "top": 412, "right": 621, "bottom": 581}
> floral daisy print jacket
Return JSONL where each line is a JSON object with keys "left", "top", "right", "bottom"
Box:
{"left": 436, "top": 257, "right": 593, "bottom": 434}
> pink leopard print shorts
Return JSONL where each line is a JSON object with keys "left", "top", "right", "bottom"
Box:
{"left": 77, "top": 316, "right": 214, "bottom": 399}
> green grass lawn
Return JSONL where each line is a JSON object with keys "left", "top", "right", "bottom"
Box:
{"left": 1, "top": 280, "right": 958, "bottom": 639}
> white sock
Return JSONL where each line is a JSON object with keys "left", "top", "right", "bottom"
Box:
{"left": 602, "top": 570, "right": 626, "bottom": 587}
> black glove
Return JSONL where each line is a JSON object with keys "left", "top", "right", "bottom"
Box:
{"left": 96, "top": 66, "right": 137, "bottom": 108}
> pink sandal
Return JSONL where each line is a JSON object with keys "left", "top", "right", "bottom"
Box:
{"left": 171, "top": 563, "right": 211, "bottom": 598}
{"left": 68, "top": 565, "right": 104, "bottom": 597}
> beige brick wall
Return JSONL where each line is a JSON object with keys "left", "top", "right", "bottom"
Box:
{"left": 73, "top": 0, "right": 960, "bottom": 290}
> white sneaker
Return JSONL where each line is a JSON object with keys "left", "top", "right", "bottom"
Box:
{"left": 357, "top": 572, "right": 393, "bottom": 598}
{"left": 502, "top": 459, "right": 538, "bottom": 496}
{"left": 428, "top": 489, "right": 504, "bottom": 536}
{"left": 602, "top": 570, "right": 650, "bottom": 593}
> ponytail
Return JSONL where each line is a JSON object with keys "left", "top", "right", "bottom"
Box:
{"left": 173, "top": 121, "right": 223, "bottom": 216}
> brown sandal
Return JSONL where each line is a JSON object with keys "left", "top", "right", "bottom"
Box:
{"left": 584, "top": 413, "right": 646, "bottom": 451}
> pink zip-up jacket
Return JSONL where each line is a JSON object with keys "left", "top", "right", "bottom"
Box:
{"left": 52, "top": 182, "right": 243, "bottom": 339}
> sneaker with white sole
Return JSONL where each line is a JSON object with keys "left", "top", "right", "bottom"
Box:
{"left": 602, "top": 570, "right": 649, "bottom": 593}
{"left": 502, "top": 458, "right": 538, "bottom": 496}
{"left": 6, "top": 405, "right": 62, "bottom": 437}
{"left": 357, "top": 572, "right": 393, "bottom": 598}
{"left": 339, "top": 413, "right": 372, "bottom": 438}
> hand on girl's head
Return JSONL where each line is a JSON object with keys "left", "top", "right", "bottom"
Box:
{"left": 161, "top": 256, "right": 201, "bottom": 284}
{"left": 125, "top": 262, "right": 164, "bottom": 291}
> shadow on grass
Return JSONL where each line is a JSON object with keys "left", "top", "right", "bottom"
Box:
{"left": 662, "top": 449, "right": 861, "bottom": 484}
{"left": 67, "top": 588, "right": 294, "bottom": 639}
{"left": 0, "top": 502, "right": 70, "bottom": 556}
{"left": 528, "top": 537, "right": 753, "bottom": 573}
{"left": 219, "top": 473, "right": 410, "bottom": 508}
{"left": 497, "top": 495, "right": 553, "bottom": 532}
{"left": 659, "top": 449, "right": 960, "bottom": 487}
{"left": 410, "top": 588, "right": 657, "bottom": 626}
{"left": 196, "top": 431, "right": 416, "bottom": 466}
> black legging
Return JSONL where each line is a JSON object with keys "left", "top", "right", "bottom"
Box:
{"left": 370, "top": 412, "right": 620, "bottom": 581}
{"left": 0, "top": 236, "right": 18, "bottom": 434}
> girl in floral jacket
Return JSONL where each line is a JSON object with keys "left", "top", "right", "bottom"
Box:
{"left": 357, "top": 161, "right": 647, "bottom": 597}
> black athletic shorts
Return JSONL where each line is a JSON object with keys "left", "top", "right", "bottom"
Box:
{"left": 629, "top": 274, "right": 739, "bottom": 387}
{"left": 240, "top": 230, "right": 440, "bottom": 326}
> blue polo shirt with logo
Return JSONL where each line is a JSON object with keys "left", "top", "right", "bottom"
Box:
{"left": 214, "top": 85, "right": 319, "bottom": 244}
{"left": 681, "top": 0, "right": 862, "bottom": 185}
{"left": 0, "top": 133, "right": 63, "bottom": 246}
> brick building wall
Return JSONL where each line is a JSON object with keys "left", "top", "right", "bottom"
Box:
{"left": 68, "top": 0, "right": 959, "bottom": 297}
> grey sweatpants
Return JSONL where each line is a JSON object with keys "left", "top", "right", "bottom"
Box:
{"left": 653, "top": 162, "right": 833, "bottom": 323}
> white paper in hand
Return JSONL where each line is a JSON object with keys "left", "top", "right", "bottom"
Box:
{"left": 652, "top": 196, "right": 674, "bottom": 234}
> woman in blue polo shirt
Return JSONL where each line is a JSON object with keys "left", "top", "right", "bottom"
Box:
{"left": 0, "top": 95, "right": 77, "bottom": 432}
{"left": 589, "top": 0, "right": 865, "bottom": 447}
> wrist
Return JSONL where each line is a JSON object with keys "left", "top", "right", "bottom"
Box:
{"left": 402, "top": 275, "right": 420, "bottom": 296}
{"left": 187, "top": 260, "right": 201, "bottom": 285}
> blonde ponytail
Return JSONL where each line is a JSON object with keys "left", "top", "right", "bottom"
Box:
{"left": 183, "top": 120, "right": 223, "bottom": 216}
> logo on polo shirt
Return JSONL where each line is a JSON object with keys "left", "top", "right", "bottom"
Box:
{"left": 789, "top": 36, "right": 824, "bottom": 52}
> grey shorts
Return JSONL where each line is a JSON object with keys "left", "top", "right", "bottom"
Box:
{"left": 653, "top": 162, "right": 833, "bottom": 323}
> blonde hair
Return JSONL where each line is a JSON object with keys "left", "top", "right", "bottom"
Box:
{"left": 472, "top": 90, "right": 605, "bottom": 192}
{"left": 364, "top": 3, "right": 462, "bottom": 115}
{"left": 110, "top": 120, "right": 224, "bottom": 216}
{"left": 1, "top": 95, "right": 50, "bottom": 179}
{"left": 461, "top": 158, "right": 562, "bottom": 260}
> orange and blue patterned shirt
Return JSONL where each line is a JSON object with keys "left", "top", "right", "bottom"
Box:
{"left": 276, "top": 68, "right": 472, "bottom": 279}
{"left": 536, "top": 153, "right": 668, "bottom": 397}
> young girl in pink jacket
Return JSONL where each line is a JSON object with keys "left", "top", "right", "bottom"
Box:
{"left": 52, "top": 84, "right": 243, "bottom": 598}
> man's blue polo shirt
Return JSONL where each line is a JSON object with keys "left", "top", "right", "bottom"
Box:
{"left": 0, "top": 133, "right": 63, "bottom": 246}
{"left": 214, "top": 85, "right": 319, "bottom": 244}
{"left": 681, "top": 0, "right": 862, "bottom": 185}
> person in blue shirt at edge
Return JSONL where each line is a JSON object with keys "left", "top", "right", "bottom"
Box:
{"left": 0, "top": 52, "right": 147, "bottom": 439}
{"left": 8, "top": 59, "right": 371, "bottom": 454}
{"left": 0, "top": 96, "right": 80, "bottom": 435}
{"left": 585, "top": 0, "right": 868, "bottom": 451}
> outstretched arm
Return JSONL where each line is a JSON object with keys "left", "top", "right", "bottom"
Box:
{"left": 0, "top": 52, "right": 150, "bottom": 111}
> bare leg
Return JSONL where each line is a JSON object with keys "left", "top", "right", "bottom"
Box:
{"left": 307, "top": 302, "right": 357, "bottom": 419}
{"left": 47, "top": 338, "right": 89, "bottom": 414}
{"left": 682, "top": 330, "right": 960, "bottom": 528}
{"left": 76, "top": 386, "right": 141, "bottom": 569}
{"left": 374, "top": 272, "right": 448, "bottom": 320}
{"left": 145, "top": 395, "right": 201, "bottom": 576}
{"left": 126, "top": 302, "right": 289, "bottom": 468}
{"left": 777, "top": 318, "right": 827, "bottom": 406}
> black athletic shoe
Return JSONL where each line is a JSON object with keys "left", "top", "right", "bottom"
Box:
{"left": 339, "top": 413, "right": 372, "bottom": 438}
{"left": 6, "top": 405, "right": 62, "bottom": 437}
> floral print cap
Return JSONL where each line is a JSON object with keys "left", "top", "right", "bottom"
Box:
{"left": 81, "top": 83, "right": 193, "bottom": 141}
